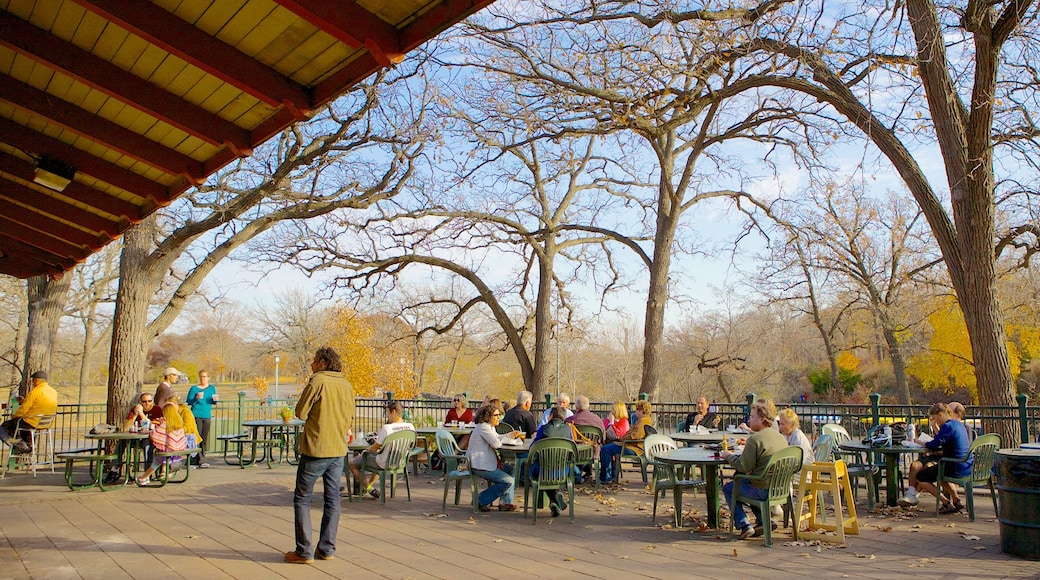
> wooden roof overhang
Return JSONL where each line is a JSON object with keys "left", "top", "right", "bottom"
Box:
{"left": 0, "top": 0, "right": 494, "bottom": 278}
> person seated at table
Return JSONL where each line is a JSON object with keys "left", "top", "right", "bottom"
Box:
{"left": 539, "top": 393, "right": 574, "bottom": 427}
{"left": 135, "top": 394, "right": 187, "bottom": 486}
{"left": 174, "top": 395, "right": 206, "bottom": 468}
{"left": 565, "top": 395, "right": 602, "bottom": 430}
{"left": 444, "top": 394, "right": 473, "bottom": 425}
{"left": 603, "top": 401, "right": 630, "bottom": 444}
{"left": 349, "top": 401, "right": 415, "bottom": 499}
{"left": 0, "top": 370, "right": 57, "bottom": 455}
{"left": 503, "top": 390, "right": 539, "bottom": 438}
{"left": 680, "top": 396, "right": 722, "bottom": 432}
{"left": 777, "top": 408, "right": 814, "bottom": 468}
{"left": 598, "top": 399, "right": 652, "bottom": 484}
{"left": 105, "top": 391, "right": 166, "bottom": 483}
{"left": 721, "top": 398, "right": 788, "bottom": 539}
{"left": 898, "top": 402, "right": 972, "bottom": 513}
{"left": 532, "top": 406, "right": 574, "bottom": 517}
{"left": 467, "top": 404, "right": 523, "bottom": 512}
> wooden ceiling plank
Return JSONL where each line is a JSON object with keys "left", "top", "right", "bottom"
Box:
{"left": 0, "top": 236, "right": 71, "bottom": 277}
{"left": 0, "top": 196, "right": 107, "bottom": 249}
{"left": 0, "top": 174, "right": 121, "bottom": 235}
{"left": 273, "top": 0, "right": 403, "bottom": 66}
{"left": 0, "top": 215, "right": 90, "bottom": 259}
{"left": 400, "top": 0, "right": 498, "bottom": 52}
{"left": 0, "top": 116, "right": 170, "bottom": 205}
{"left": 0, "top": 11, "right": 252, "bottom": 153}
{"left": 1, "top": 76, "right": 206, "bottom": 182}
{"left": 0, "top": 151, "right": 143, "bottom": 222}
{"left": 72, "top": 0, "right": 314, "bottom": 114}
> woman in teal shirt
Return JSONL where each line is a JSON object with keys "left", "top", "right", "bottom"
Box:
{"left": 186, "top": 370, "right": 218, "bottom": 466}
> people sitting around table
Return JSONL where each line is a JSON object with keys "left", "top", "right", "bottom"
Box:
{"left": 598, "top": 399, "right": 652, "bottom": 483}
{"left": 104, "top": 391, "right": 166, "bottom": 484}
{"left": 467, "top": 404, "right": 523, "bottom": 512}
{"left": 898, "top": 402, "right": 972, "bottom": 513}
{"left": 532, "top": 406, "right": 574, "bottom": 517}
{"left": 135, "top": 392, "right": 187, "bottom": 486}
{"left": 680, "top": 396, "right": 722, "bottom": 432}
{"left": 539, "top": 393, "right": 574, "bottom": 427}
{"left": 565, "top": 395, "right": 602, "bottom": 429}
{"left": 0, "top": 370, "right": 57, "bottom": 455}
{"left": 603, "top": 401, "right": 630, "bottom": 444}
{"left": 721, "top": 398, "right": 788, "bottom": 539}
{"left": 503, "top": 390, "right": 539, "bottom": 438}
{"left": 777, "top": 408, "right": 814, "bottom": 468}
{"left": 349, "top": 401, "right": 415, "bottom": 499}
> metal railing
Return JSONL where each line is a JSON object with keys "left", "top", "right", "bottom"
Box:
{"left": 5, "top": 392, "right": 1036, "bottom": 453}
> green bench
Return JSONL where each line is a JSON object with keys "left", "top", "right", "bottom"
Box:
{"left": 56, "top": 449, "right": 120, "bottom": 491}
{"left": 146, "top": 447, "right": 203, "bottom": 487}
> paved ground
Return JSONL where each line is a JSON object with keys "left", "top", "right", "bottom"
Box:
{"left": 1, "top": 459, "right": 1037, "bottom": 580}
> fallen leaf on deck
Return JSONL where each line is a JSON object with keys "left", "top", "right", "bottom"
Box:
{"left": 799, "top": 554, "right": 810, "bottom": 559}
{"left": 185, "top": 535, "right": 199, "bottom": 539}
{"left": 642, "top": 545, "right": 656, "bottom": 550}
{"left": 494, "top": 539, "right": 503, "bottom": 543}
{"left": 732, "top": 548, "right": 738, "bottom": 558}
{"left": 563, "top": 557, "right": 574, "bottom": 561}
{"left": 918, "top": 558, "right": 935, "bottom": 564}
{"left": 961, "top": 534, "right": 981, "bottom": 541}
{"left": 617, "top": 555, "right": 629, "bottom": 560}
{"left": 421, "top": 512, "right": 447, "bottom": 518}
{"left": 466, "top": 517, "right": 477, "bottom": 525}
{"left": 973, "top": 546, "right": 986, "bottom": 551}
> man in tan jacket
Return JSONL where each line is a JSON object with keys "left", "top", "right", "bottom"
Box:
{"left": 285, "top": 347, "right": 355, "bottom": 565}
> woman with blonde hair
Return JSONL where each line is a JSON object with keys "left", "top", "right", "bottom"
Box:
{"left": 777, "top": 408, "right": 813, "bottom": 468}
{"left": 599, "top": 400, "right": 652, "bottom": 483}
{"left": 603, "top": 401, "right": 630, "bottom": 442}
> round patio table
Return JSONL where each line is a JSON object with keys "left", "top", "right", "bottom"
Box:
{"left": 655, "top": 446, "right": 729, "bottom": 529}
{"left": 838, "top": 440, "right": 925, "bottom": 507}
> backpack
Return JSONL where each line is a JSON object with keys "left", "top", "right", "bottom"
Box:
{"left": 889, "top": 421, "right": 909, "bottom": 445}
{"left": 866, "top": 424, "right": 892, "bottom": 447}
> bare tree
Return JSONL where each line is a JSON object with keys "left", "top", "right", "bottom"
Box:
{"left": 104, "top": 64, "right": 427, "bottom": 424}
{"left": 65, "top": 244, "right": 120, "bottom": 403}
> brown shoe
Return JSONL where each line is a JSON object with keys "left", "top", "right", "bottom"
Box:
{"left": 498, "top": 503, "right": 518, "bottom": 512}
{"left": 316, "top": 552, "right": 334, "bottom": 561}
{"left": 478, "top": 504, "right": 492, "bottom": 512}
{"left": 284, "top": 551, "right": 313, "bottom": 564}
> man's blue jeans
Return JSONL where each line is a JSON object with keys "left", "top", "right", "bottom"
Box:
{"left": 293, "top": 454, "right": 343, "bottom": 559}
{"left": 723, "top": 478, "right": 769, "bottom": 531}
{"left": 473, "top": 468, "right": 514, "bottom": 506}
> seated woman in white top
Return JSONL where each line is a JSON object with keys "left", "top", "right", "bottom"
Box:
{"left": 777, "top": 408, "right": 814, "bottom": 468}
{"left": 349, "top": 401, "right": 414, "bottom": 499}
{"left": 466, "top": 404, "right": 522, "bottom": 512}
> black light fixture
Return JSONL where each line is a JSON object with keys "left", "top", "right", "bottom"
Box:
{"left": 33, "top": 157, "right": 76, "bottom": 192}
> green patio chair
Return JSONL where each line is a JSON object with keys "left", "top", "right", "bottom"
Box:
{"left": 574, "top": 424, "right": 603, "bottom": 489}
{"left": 435, "top": 430, "right": 480, "bottom": 513}
{"left": 524, "top": 438, "right": 577, "bottom": 524}
{"left": 645, "top": 434, "right": 704, "bottom": 525}
{"left": 935, "top": 433, "right": 1000, "bottom": 522}
{"left": 728, "top": 446, "right": 803, "bottom": 547}
{"left": 360, "top": 429, "right": 416, "bottom": 504}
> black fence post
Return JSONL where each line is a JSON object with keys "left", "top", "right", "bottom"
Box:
{"left": 1018, "top": 393, "right": 1029, "bottom": 444}
{"left": 870, "top": 393, "right": 881, "bottom": 428}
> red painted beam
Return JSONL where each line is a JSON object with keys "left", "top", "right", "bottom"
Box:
{"left": 0, "top": 236, "right": 70, "bottom": 278}
{"left": 313, "top": 51, "right": 382, "bottom": 107}
{"left": 0, "top": 176, "right": 122, "bottom": 236}
{"left": 0, "top": 216, "right": 90, "bottom": 261}
{"left": 1, "top": 77, "right": 207, "bottom": 184}
{"left": 273, "top": 0, "right": 402, "bottom": 66}
{"left": 0, "top": 117, "right": 172, "bottom": 206}
{"left": 0, "top": 197, "right": 107, "bottom": 250}
{"left": 72, "top": 0, "right": 313, "bottom": 115}
{"left": 0, "top": 152, "right": 144, "bottom": 223}
{"left": 0, "top": 11, "right": 252, "bottom": 154}
{"left": 400, "top": 0, "right": 498, "bottom": 52}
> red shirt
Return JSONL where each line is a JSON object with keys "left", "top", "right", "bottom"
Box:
{"left": 445, "top": 407, "right": 473, "bottom": 423}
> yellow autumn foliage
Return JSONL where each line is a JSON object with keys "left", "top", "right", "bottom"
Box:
{"left": 907, "top": 297, "right": 1021, "bottom": 402}
{"left": 836, "top": 351, "right": 861, "bottom": 372}
{"left": 326, "top": 305, "right": 418, "bottom": 398}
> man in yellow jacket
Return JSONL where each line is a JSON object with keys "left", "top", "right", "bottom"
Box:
{"left": 1, "top": 370, "right": 58, "bottom": 454}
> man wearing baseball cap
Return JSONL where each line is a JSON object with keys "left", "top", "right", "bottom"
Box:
{"left": 1, "top": 371, "right": 58, "bottom": 454}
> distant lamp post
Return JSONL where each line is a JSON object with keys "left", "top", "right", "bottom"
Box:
{"left": 274, "top": 356, "right": 280, "bottom": 401}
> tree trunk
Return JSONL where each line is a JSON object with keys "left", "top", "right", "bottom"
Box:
{"left": 77, "top": 303, "right": 98, "bottom": 404}
{"left": 531, "top": 251, "right": 555, "bottom": 401}
{"left": 881, "top": 322, "right": 911, "bottom": 405}
{"left": 21, "top": 274, "right": 72, "bottom": 395}
{"left": 640, "top": 153, "right": 680, "bottom": 400}
{"left": 107, "top": 217, "right": 161, "bottom": 424}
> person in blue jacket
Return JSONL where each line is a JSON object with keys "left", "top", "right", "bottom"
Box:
{"left": 898, "top": 402, "right": 972, "bottom": 513}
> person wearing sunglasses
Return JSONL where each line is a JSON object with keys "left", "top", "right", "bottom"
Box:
{"left": 467, "top": 404, "right": 523, "bottom": 512}
{"left": 444, "top": 394, "right": 473, "bottom": 425}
